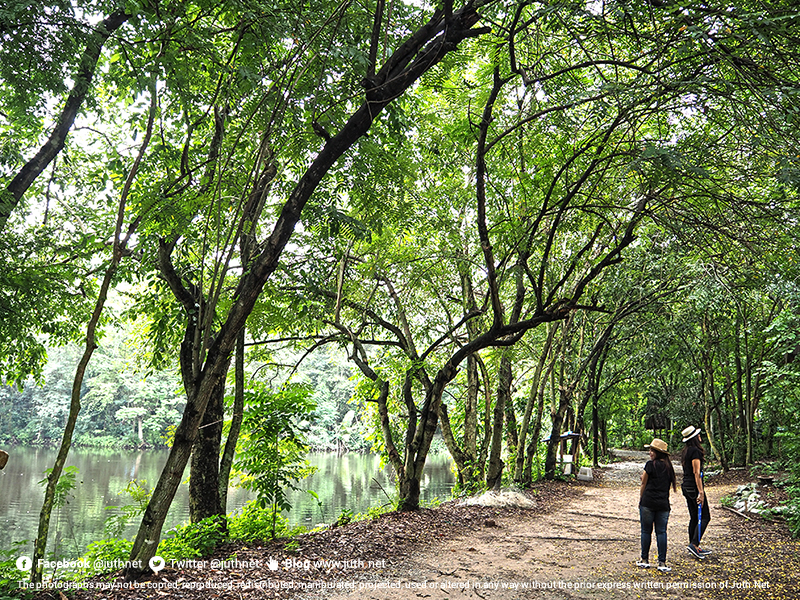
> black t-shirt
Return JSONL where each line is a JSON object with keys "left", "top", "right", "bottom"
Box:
{"left": 640, "top": 459, "right": 672, "bottom": 511}
{"left": 682, "top": 445, "right": 704, "bottom": 494}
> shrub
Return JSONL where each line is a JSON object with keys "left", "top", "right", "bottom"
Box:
{"left": 157, "top": 516, "right": 227, "bottom": 560}
{"left": 785, "top": 483, "right": 800, "bottom": 538}
{"left": 228, "top": 501, "right": 306, "bottom": 542}
{"left": 78, "top": 538, "right": 134, "bottom": 577}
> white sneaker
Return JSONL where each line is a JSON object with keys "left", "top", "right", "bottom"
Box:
{"left": 636, "top": 560, "right": 651, "bottom": 568}
{"left": 657, "top": 562, "right": 671, "bottom": 572}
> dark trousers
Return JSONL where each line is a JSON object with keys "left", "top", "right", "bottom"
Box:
{"left": 684, "top": 493, "right": 711, "bottom": 546}
{"left": 639, "top": 506, "right": 670, "bottom": 563}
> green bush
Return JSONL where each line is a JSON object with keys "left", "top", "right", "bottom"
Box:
{"left": 785, "top": 484, "right": 800, "bottom": 538}
{"left": 78, "top": 538, "right": 134, "bottom": 577}
{"left": 228, "top": 501, "right": 305, "bottom": 542}
{"left": 157, "top": 516, "right": 227, "bottom": 560}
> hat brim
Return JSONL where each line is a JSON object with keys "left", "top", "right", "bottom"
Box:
{"left": 645, "top": 443, "right": 668, "bottom": 453}
{"left": 682, "top": 429, "right": 701, "bottom": 442}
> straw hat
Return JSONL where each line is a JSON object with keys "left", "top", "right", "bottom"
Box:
{"left": 681, "top": 425, "right": 702, "bottom": 442}
{"left": 645, "top": 438, "right": 668, "bottom": 453}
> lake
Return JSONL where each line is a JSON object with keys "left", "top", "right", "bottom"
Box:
{"left": 0, "top": 447, "right": 454, "bottom": 558}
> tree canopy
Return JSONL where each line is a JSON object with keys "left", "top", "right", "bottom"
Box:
{"left": 3, "top": 0, "right": 800, "bottom": 579}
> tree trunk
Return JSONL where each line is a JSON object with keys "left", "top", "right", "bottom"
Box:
{"left": 31, "top": 82, "right": 153, "bottom": 583}
{"left": 523, "top": 349, "right": 557, "bottom": 485}
{"left": 189, "top": 378, "right": 225, "bottom": 522}
{"left": 219, "top": 330, "right": 245, "bottom": 513}
{"left": 545, "top": 386, "right": 572, "bottom": 479}
{"left": 486, "top": 354, "right": 511, "bottom": 489}
{"left": 592, "top": 388, "right": 599, "bottom": 467}
{"left": 127, "top": 362, "right": 229, "bottom": 577}
{"left": 515, "top": 323, "right": 556, "bottom": 483}
{"left": 438, "top": 401, "right": 471, "bottom": 487}
{"left": 464, "top": 354, "right": 479, "bottom": 459}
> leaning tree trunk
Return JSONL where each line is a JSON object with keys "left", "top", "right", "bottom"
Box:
{"left": 30, "top": 84, "right": 153, "bottom": 583}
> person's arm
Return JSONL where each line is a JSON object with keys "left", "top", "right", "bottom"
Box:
{"left": 693, "top": 457, "right": 704, "bottom": 504}
{"left": 640, "top": 470, "right": 649, "bottom": 501}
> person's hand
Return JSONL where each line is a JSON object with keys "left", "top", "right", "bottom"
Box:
{"left": 697, "top": 491, "right": 705, "bottom": 505}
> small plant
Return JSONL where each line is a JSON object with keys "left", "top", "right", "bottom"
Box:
{"left": 227, "top": 501, "right": 305, "bottom": 542}
{"left": 719, "top": 493, "right": 735, "bottom": 508}
{"left": 235, "top": 384, "right": 317, "bottom": 539}
{"left": 334, "top": 508, "right": 353, "bottom": 527}
{"left": 422, "top": 496, "right": 442, "bottom": 509}
{"left": 157, "top": 516, "right": 227, "bottom": 560}
{"left": 749, "top": 461, "right": 781, "bottom": 477}
{"left": 366, "top": 504, "right": 392, "bottom": 520}
{"left": 103, "top": 480, "right": 151, "bottom": 537}
{"left": 78, "top": 538, "right": 134, "bottom": 577}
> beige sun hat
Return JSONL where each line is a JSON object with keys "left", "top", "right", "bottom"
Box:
{"left": 681, "top": 425, "right": 702, "bottom": 442}
{"left": 645, "top": 438, "right": 668, "bottom": 453}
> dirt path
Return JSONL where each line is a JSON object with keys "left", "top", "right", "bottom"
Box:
{"left": 49, "top": 459, "right": 798, "bottom": 600}
{"left": 307, "top": 459, "right": 799, "bottom": 600}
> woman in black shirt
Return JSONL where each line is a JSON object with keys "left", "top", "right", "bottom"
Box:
{"left": 681, "top": 425, "right": 712, "bottom": 559}
{"left": 638, "top": 438, "right": 676, "bottom": 572}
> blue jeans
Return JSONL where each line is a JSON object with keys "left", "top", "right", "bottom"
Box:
{"left": 684, "top": 493, "right": 711, "bottom": 546}
{"left": 639, "top": 506, "right": 670, "bottom": 563}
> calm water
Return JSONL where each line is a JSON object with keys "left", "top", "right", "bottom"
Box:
{"left": 0, "top": 448, "right": 454, "bottom": 558}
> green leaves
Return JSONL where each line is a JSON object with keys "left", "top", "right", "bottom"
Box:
{"left": 234, "top": 384, "right": 317, "bottom": 536}
{"left": 39, "top": 465, "right": 79, "bottom": 510}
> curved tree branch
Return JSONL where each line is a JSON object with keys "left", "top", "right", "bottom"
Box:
{"left": 1, "top": 10, "right": 130, "bottom": 234}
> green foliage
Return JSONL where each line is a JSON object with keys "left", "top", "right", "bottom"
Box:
{"left": 228, "top": 501, "right": 296, "bottom": 542}
{"left": 39, "top": 465, "right": 79, "bottom": 509}
{"left": 157, "top": 516, "right": 228, "bottom": 560}
{"left": 0, "top": 541, "right": 31, "bottom": 600}
{"left": 334, "top": 508, "right": 353, "bottom": 527}
{"left": 0, "top": 233, "right": 95, "bottom": 386}
{"left": 785, "top": 484, "right": 800, "bottom": 538}
{"left": 78, "top": 538, "right": 134, "bottom": 577}
{"left": 0, "top": 330, "right": 183, "bottom": 448}
{"left": 103, "top": 480, "right": 151, "bottom": 537}
{"left": 235, "top": 384, "right": 317, "bottom": 538}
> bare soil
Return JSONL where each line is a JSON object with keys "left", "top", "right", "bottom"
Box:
{"left": 31, "top": 459, "right": 800, "bottom": 600}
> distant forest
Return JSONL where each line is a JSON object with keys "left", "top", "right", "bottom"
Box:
{"left": 0, "top": 333, "right": 368, "bottom": 452}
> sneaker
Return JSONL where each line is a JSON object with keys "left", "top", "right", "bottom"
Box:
{"left": 698, "top": 547, "right": 713, "bottom": 556}
{"left": 687, "top": 545, "right": 706, "bottom": 559}
{"left": 636, "top": 560, "right": 651, "bottom": 568}
{"left": 657, "top": 562, "right": 671, "bottom": 572}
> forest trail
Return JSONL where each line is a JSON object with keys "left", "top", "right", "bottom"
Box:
{"left": 309, "top": 457, "right": 797, "bottom": 600}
